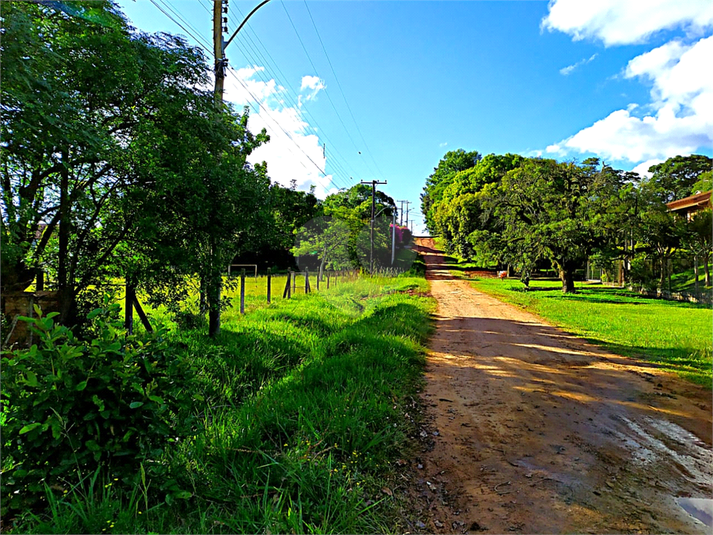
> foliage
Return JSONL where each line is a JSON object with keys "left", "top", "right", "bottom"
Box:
{"left": 420, "top": 149, "right": 481, "bottom": 231}
{"left": 491, "top": 158, "right": 623, "bottom": 293}
{"left": 647, "top": 155, "right": 713, "bottom": 203}
{"left": 1, "top": 306, "right": 201, "bottom": 514}
{"left": 6, "top": 276, "right": 435, "bottom": 534}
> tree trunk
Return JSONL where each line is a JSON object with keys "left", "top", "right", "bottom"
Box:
{"left": 58, "top": 152, "right": 73, "bottom": 324}
{"left": 705, "top": 255, "right": 711, "bottom": 287}
{"left": 207, "top": 273, "right": 221, "bottom": 338}
{"left": 199, "top": 277, "right": 207, "bottom": 316}
{"left": 694, "top": 256, "right": 700, "bottom": 296}
{"left": 560, "top": 265, "right": 576, "bottom": 294}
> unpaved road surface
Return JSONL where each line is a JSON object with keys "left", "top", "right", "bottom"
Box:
{"left": 411, "top": 239, "right": 712, "bottom": 534}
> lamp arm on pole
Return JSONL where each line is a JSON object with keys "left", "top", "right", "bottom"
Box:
{"left": 224, "top": 0, "right": 272, "bottom": 51}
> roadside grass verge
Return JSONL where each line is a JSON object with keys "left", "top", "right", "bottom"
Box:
{"left": 469, "top": 278, "right": 712, "bottom": 388}
{"left": 8, "top": 275, "right": 434, "bottom": 534}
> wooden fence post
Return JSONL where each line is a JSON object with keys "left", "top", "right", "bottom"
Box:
{"left": 316, "top": 269, "right": 320, "bottom": 291}
{"left": 305, "top": 268, "right": 310, "bottom": 294}
{"left": 267, "top": 268, "right": 272, "bottom": 304}
{"left": 326, "top": 271, "right": 330, "bottom": 289}
{"left": 283, "top": 271, "right": 291, "bottom": 299}
{"left": 292, "top": 270, "right": 296, "bottom": 294}
{"left": 124, "top": 283, "right": 134, "bottom": 335}
{"left": 240, "top": 269, "right": 246, "bottom": 314}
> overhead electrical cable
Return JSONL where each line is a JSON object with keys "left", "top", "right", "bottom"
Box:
{"left": 147, "top": 0, "right": 350, "bottom": 190}
{"left": 196, "top": 0, "right": 358, "bottom": 185}
{"left": 280, "top": 0, "right": 381, "bottom": 181}
{"left": 301, "top": 0, "right": 387, "bottom": 182}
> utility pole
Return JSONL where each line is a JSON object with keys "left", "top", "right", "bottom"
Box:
{"left": 213, "top": 0, "right": 228, "bottom": 105}
{"left": 361, "top": 180, "right": 387, "bottom": 273}
{"left": 391, "top": 210, "right": 396, "bottom": 265}
{"left": 398, "top": 200, "right": 411, "bottom": 227}
{"left": 209, "top": 0, "right": 272, "bottom": 337}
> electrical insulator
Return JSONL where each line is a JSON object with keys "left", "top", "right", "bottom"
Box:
{"left": 222, "top": 6, "right": 228, "bottom": 13}
{"left": 222, "top": 26, "right": 228, "bottom": 33}
{"left": 222, "top": 17, "right": 228, "bottom": 23}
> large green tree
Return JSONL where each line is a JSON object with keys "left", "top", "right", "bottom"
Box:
{"left": 494, "top": 158, "right": 622, "bottom": 293}
{"left": 0, "top": 2, "right": 206, "bottom": 323}
{"left": 420, "top": 149, "right": 481, "bottom": 232}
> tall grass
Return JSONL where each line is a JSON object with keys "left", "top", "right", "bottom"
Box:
{"left": 10, "top": 276, "right": 434, "bottom": 534}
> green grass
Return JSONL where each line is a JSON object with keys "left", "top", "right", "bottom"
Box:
{"left": 469, "top": 277, "right": 712, "bottom": 387}
{"left": 9, "top": 275, "right": 435, "bottom": 534}
{"left": 670, "top": 263, "right": 712, "bottom": 293}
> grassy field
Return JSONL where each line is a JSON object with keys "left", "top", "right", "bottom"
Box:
{"left": 10, "top": 274, "right": 435, "bottom": 534}
{"left": 469, "top": 277, "right": 712, "bottom": 387}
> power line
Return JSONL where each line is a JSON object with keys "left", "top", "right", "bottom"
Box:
{"left": 301, "top": 0, "right": 387, "bottom": 183}
{"left": 280, "top": 0, "right": 380, "bottom": 181}
{"left": 146, "top": 0, "right": 351, "bottom": 190}
{"left": 197, "top": 0, "right": 358, "bottom": 186}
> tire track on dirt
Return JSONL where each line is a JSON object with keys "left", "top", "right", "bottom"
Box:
{"left": 411, "top": 238, "right": 712, "bottom": 534}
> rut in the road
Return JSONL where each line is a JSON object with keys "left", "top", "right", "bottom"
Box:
{"left": 410, "top": 238, "right": 712, "bottom": 535}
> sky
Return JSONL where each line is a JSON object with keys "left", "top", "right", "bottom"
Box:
{"left": 117, "top": 0, "right": 713, "bottom": 235}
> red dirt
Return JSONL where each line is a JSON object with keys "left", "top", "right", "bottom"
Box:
{"left": 409, "top": 238, "right": 713, "bottom": 534}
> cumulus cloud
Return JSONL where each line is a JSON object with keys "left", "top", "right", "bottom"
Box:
{"left": 542, "top": 0, "right": 713, "bottom": 46}
{"left": 223, "top": 67, "right": 337, "bottom": 199}
{"left": 559, "top": 53, "right": 598, "bottom": 75}
{"left": 547, "top": 36, "right": 713, "bottom": 162}
{"left": 300, "top": 75, "right": 326, "bottom": 102}
{"left": 543, "top": 1, "right": 713, "bottom": 166}
{"left": 631, "top": 159, "right": 663, "bottom": 178}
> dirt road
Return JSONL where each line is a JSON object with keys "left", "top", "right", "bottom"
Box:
{"left": 411, "top": 238, "right": 712, "bottom": 534}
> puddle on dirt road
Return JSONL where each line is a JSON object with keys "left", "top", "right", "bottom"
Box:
{"left": 676, "top": 498, "right": 713, "bottom": 527}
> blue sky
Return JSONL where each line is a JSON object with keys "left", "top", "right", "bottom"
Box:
{"left": 117, "top": 0, "right": 713, "bottom": 234}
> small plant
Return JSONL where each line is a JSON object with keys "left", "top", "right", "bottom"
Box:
{"left": 1, "top": 305, "right": 202, "bottom": 515}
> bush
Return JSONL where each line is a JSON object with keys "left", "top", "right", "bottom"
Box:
{"left": 630, "top": 256, "right": 658, "bottom": 291}
{"left": 1, "top": 306, "right": 202, "bottom": 514}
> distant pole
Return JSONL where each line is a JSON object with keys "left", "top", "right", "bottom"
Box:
{"left": 305, "top": 268, "right": 310, "bottom": 294}
{"left": 361, "top": 179, "right": 387, "bottom": 273}
{"left": 391, "top": 211, "right": 396, "bottom": 265}
{"left": 292, "top": 270, "right": 296, "bottom": 293}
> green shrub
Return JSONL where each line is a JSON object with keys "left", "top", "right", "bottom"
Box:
{"left": 1, "top": 306, "right": 202, "bottom": 514}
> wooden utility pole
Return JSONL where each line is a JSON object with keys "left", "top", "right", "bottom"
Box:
{"left": 361, "top": 180, "right": 387, "bottom": 273}
{"left": 208, "top": 0, "right": 271, "bottom": 336}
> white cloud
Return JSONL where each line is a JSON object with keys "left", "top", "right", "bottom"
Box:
{"left": 559, "top": 53, "right": 598, "bottom": 75}
{"left": 542, "top": 0, "right": 713, "bottom": 167}
{"left": 631, "top": 159, "right": 663, "bottom": 178}
{"left": 223, "top": 67, "right": 336, "bottom": 198}
{"left": 542, "top": 0, "right": 713, "bottom": 46}
{"left": 439, "top": 142, "right": 448, "bottom": 148}
{"left": 548, "top": 36, "right": 713, "bottom": 162}
{"left": 300, "top": 75, "right": 326, "bottom": 102}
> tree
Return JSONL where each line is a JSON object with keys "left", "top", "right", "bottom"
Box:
{"left": 291, "top": 216, "right": 353, "bottom": 279}
{"left": 648, "top": 155, "right": 713, "bottom": 203}
{"left": 421, "top": 149, "right": 481, "bottom": 231}
{"left": 494, "top": 158, "right": 621, "bottom": 293}
{"left": 1, "top": 1, "right": 227, "bottom": 326}
{"left": 430, "top": 153, "right": 523, "bottom": 259}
